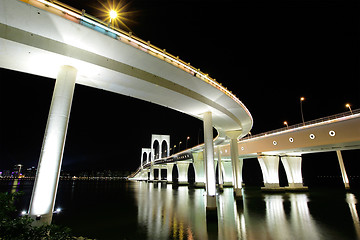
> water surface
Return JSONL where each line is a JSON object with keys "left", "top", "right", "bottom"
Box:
{"left": 1, "top": 180, "right": 359, "bottom": 240}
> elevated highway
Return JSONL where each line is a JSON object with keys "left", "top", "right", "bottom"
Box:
{"left": 132, "top": 110, "right": 360, "bottom": 192}
{"left": 0, "top": 0, "right": 252, "bottom": 135}
{"left": 221, "top": 109, "right": 360, "bottom": 158}
{"left": 0, "top": 0, "right": 252, "bottom": 224}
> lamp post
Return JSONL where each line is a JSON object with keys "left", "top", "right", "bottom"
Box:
{"left": 178, "top": 141, "right": 182, "bottom": 152}
{"left": 300, "top": 97, "right": 305, "bottom": 125}
{"left": 346, "top": 103, "right": 353, "bottom": 114}
{"left": 186, "top": 136, "right": 190, "bottom": 149}
{"left": 283, "top": 121, "right": 288, "bottom": 129}
{"left": 173, "top": 145, "right": 176, "bottom": 154}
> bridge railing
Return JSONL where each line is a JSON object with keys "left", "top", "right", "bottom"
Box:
{"left": 242, "top": 108, "right": 360, "bottom": 141}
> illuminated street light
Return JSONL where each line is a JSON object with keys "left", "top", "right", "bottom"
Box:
{"left": 284, "top": 121, "right": 288, "bottom": 128}
{"left": 186, "top": 136, "right": 190, "bottom": 149}
{"left": 179, "top": 141, "right": 182, "bottom": 152}
{"left": 96, "top": 0, "right": 133, "bottom": 31}
{"left": 109, "top": 9, "right": 118, "bottom": 20}
{"left": 300, "top": 97, "right": 305, "bottom": 125}
{"left": 346, "top": 103, "right": 353, "bottom": 114}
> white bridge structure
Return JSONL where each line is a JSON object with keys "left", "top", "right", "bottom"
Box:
{"left": 132, "top": 110, "right": 360, "bottom": 192}
{"left": 0, "top": 0, "right": 252, "bottom": 224}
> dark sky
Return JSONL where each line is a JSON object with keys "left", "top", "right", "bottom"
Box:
{"left": 1, "top": 0, "right": 359, "bottom": 175}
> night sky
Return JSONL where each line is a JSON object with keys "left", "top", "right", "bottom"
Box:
{"left": 1, "top": 0, "right": 359, "bottom": 181}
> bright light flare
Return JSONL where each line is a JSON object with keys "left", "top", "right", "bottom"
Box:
{"left": 95, "top": 0, "right": 135, "bottom": 31}
{"left": 109, "top": 10, "right": 118, "bottom": 19}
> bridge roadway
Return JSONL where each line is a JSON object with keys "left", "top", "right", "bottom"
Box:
{"left": 133, "top": 110, "right": 360, "bottom": 192}
{"left": 0, "top": 0, "right": 252, "bottom": 224}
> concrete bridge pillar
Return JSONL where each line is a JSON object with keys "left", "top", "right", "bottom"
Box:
{"left": 177, "top": 162, "right": 190, "bottom": 185}
{"left": 166, "top": 163, "right": 174, "bottom": 183}
{"left": 258, "top": 155, "right": 282, "bottom": 191}
{"left": 281, "top": 155, "right": 307, "bottom": 190}
{"left": 336, "top": 150, "right": 350, "bottom": 190}
{"left": 149, "top": 165, "right": 155, "bottom": 181}
{"left": 192, "top": 152, "right": 206, "bottom": 188}
{"left": 226, "top": 130, "right": 243, "bottom": 199}
{"left": 222, "top": 161, "right": 234, "bottom": 186}
{"left": 216, "top": 146, "right": 224, "bottom": 190}
{"left": 203, "top": 112, "right": 217, "bottom": 210}
{"left": 29, "top": 65, "right": 77, "bottom": 225}
{"left": 158, "top": 167, "right": 162, "bottom": 180}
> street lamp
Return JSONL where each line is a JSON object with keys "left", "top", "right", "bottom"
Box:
{"left": 300, "top": 97, "right": 305, "bottom": 125}
{"left": 345, "top": 103, "right": 353, "bottom": 114}
{"left": 186, "top": 136, "right": 190, "bottom": 149}
{"left": 109, "top": 9, "right": 118, "bottom": 26}
{"left": 283, "top": 121, "right": 288, "bottom": 128}
{"left": 173, "top": 145, "right": 176, "bottom": 154}
{"left": 178, "top": 141, "right": 182, "bottom": 152}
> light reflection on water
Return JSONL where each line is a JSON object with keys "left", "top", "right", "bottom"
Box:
{"left": 2, "top": 180, "right": 360, "bottom": 240}
{"left": 347, "top": 193, "right": 360, "bottom": 239}
{"left": 135, "top": 182, "right": 359, "bottom": 240}
{"left": 137, "top": 182, "right": 208, "bottom": 240}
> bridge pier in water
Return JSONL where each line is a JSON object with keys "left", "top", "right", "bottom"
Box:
{"left": 192, "top": 152, "right": 206, "bottom": 188}
{"left": 226, "top": 130, "right": 243, "bottom": 199}
{"left": 258, "top": 154, "right": 307, "bottom": 191}
{"left": 166, "top": 163, "right": 174, "bottom": 183}
{"left": 216, "top": 146, "right": 224, "bottom": 191}
{"left": 177, "top": 162, "right": 190, "bottom": 185}
{"left": 29, "top": 65, "right": 77, "bottom": 225}
{"left": 203, "top": 112, "right": 217, "bottom": 211}
{"left": 258, "top": 155, "right": 283, "bottom": 191}
{"left": 281, "top": 155, "right": 308, "bottom": 190}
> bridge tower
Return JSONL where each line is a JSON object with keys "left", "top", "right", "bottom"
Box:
{"left": 150, "top": 135, "right": 170, "bottom": 181}
{"left": 140, "top": 148, "right": 151, "bottom": 180}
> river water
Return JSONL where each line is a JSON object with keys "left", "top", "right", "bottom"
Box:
{"left": 1, "top": 180, "right": 360, "bottom": 240}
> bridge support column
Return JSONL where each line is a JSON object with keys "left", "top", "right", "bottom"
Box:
{"left": 29, "top": 65, "right": 77, "bottom": 225}
{"left": 226, "top": 130, "right": 243, "bottom": 199}
{"left": 166, "top": 163, "right": 174, "bottom": 183}
{"left": 222, "top": 161, "right": 234, "bottom": 186}
{"left": 336, "top": 150, "right": 350, "bottom": 190}
{"left": 149, "top": 165, "right": 155, "bottom": 181}
{"left": 192, "top": 152, "right": 206, "bottom": 188}
{"left": 258, "top": 155, "right": 283, "bottom": 191}
{"left": 281, "top": 155, "right": 308, "bottom": 190}
{"left": 158, "top": 167, "right": 162, "bottom": 181}
{"left": 216, "top": 146, "right": 224, "bottom": 191}
{"left": 177, "top": 162, "right": 190, "bottom": 185}
{"left": 203, "top": 112, "right": 217, "bottom": 210}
